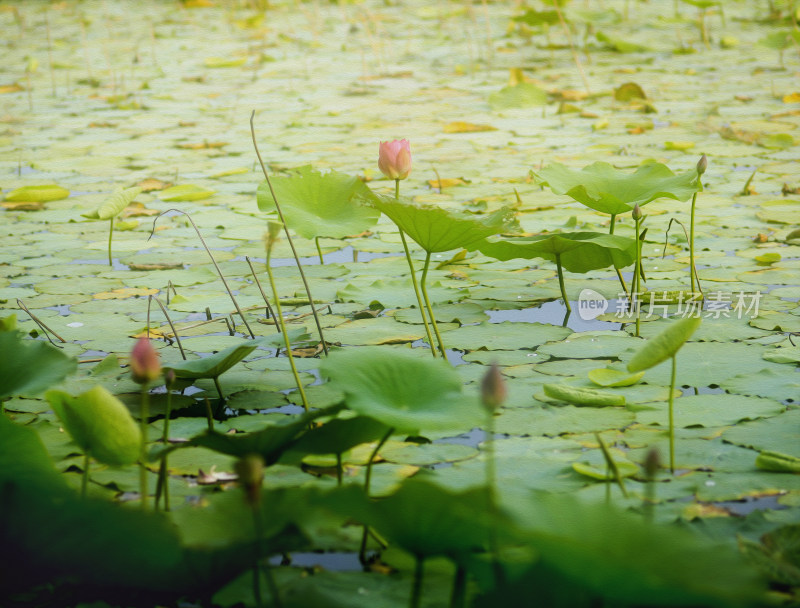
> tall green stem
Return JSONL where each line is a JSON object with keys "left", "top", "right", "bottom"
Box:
{"left": 554, "top": 254, "right": 571, "bottom": 312}
{"left": 107, "top": 218, "right": 113, "bottom": 266}
{"left": 158, "top": 379, "right": 173, "bottom": 511}
{"left": 139, "top": 385, "right": 149, "bottom": 511}
{"left": 485, "top": 409, "right": 504, "bottom": 588}
{"left": 609, "top": 214, "right": 630, "bottom": 298}
{"left": 395, "top": 180, "right": 437, "bottom": 358}
{"left": 689, "top": 191, "right": 698, "bottom": 293}
{"left": 421, "top": 252, "right": 449, "bottom": 362}
{"left": 253, "top": 503, "right": 282, "bottom": 608}
{"left": 410, "top": 557, "right": 425, "bottom": 608}
{"left": 634, "top": 216, "right": 642, "bottom": 337}
{"left": 81, "top": 452, "right": 90, "bottom": 498}
{"left": 266, "top": 249, "right": 309, "bottom": 411}
{"left": 449, "top": 565, "right": 467, "bottom": 608}
{"left": 668, "top": 355, "right": 677, "bottom": 474}
{"left": 315, "top": 236, "right": 324, "bottom": 265}
{"left": 359, "top": 427, "right": 393, "bottom": 564}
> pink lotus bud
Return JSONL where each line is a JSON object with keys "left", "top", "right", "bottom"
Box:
{"left": 378, "top": 139, "right": 412, "bottom": 180}
{"left": 130, "top": 337, "right": 161, "bottom": 385}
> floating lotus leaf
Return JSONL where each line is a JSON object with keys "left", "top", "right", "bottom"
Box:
{"left": 159, "top": 184, "right": 215, "bottom": 202}
{"left": 543, "top": 383, "right": 626, "bottom": 407}
{"left": 533, "top": 161, "right": 700, "bottom": 216}
{"left": 489, "top": 82, "right": 548, "bottom": 110}
{"left": 366, "top": 193, "right": 518, "bottom": 253}
{"left": 0, "top": 332, "right": 77, "bottom": 401}
{"left": 588, "top": 368, "right": 645, "bottom": 387}
{"left": 321, "top": 346, "right": 484, "bottom": 434}
{"left": 478, "top": 231, "right": 637, "bottom": 273}
{"left": 46, "top": 385, "right": 141, "bottom": 466}
{"left": 257, "top": 166, "right": 380, "bottom": 240}
{"left": 6, "top": 184, "right": 69, "bottom": 203}
{"left": 81, "top": 186, "right": 142, "bottom": 220}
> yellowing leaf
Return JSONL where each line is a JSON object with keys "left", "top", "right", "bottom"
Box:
{"left": 426, "top": 177, "right": 468, "bottom": 188}
{"left": 2, "top": 201, "right": 44, "bottom": 211}
{"left": 664, "top": 141, "right": 695, "bottom": 151}
{"left": 0, "top": 83, "right": 24, "bottom": 94}
{"left": 6, "top": 184, "right": 69, "bottom": 203}
{"left": 783, "top": 92, "right": 800, "bottom": 103}
{"left": 93, "top": 287, "right": 159, "bottom": 300}
{"left": 442, "top": 121, "right": 497, "bottom": 133}
{"left": 176, "top": 141, "right": 228, "bottom": 149}
{"left": 204, "top": 57, "right": 246, "bottom": 68}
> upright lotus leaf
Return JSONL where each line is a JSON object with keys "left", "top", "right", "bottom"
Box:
{"left": 46, "top": 385, "right": 141, "bottom": 466}
{"left": 478, "top": 492, "right": 765, "bottom": 607}
{"left": 627, "top": 316, "right": 702, "bottom": 372}
{"left": 81, "top": 186, "right": 142, "bottom": 220}
{"left": 533, "top": 161, "right": 700, "bottom": 216}
{"left": 162, "top": 338, "right": 264, "bottom": 380}
{"left": 257, "top": 166, "right": 380, "bottom": 240}
{"left": 184, "top": 404, "right": 342, "bottom": 465}
{"left": 321, "top": 347, "right": 484, "bottom": 434}
{"left": 5, "top": 184, "right": 69, "bottom": 202}
{"left": 366, "top": 193, "right": 518, "bottom": 253}
{"left": 478, "top": 231, "right": 637, "bottom": 273}
{"left": 0, "top": 332, "right": 77, "bottom": 401}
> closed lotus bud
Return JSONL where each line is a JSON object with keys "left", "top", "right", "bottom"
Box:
{"left": 378, "top": 139, "right": 412, "bottom": 180}
{"left": 264, "top": 220, "right": 283, "bottom": 254}
{"left": 481, "top": 362, "right": 507, "bottom": 411}
{"left": 696, "top": 154, "right": 707, "bottom": 176}
{"left": 235, "top": 453, "right": 265, "bottom": 507}
{"left": 644, "top": 447, "right": 660, "bottom": 479}
{"left": 632, "top": 204, "right": 643, "bottom": 221}
{"left": 130, "top": 337, "right": 161, "bottom": 385}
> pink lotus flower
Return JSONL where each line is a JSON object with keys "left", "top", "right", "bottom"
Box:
{"left": 378, "top": 139, "right": 412, "bottom": 180}
{"left": 130, "top": 337, "right": 161, "bottom": 384}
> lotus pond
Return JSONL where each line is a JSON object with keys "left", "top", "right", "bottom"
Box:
{"left": 1, "top": 0, "right": 800, "bottom": 606}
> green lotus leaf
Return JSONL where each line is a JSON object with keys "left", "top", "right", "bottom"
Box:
{"left": 6, "top": 184, "right": 69, "bottom": 203}
{"left": 286, "top": 416, "right": 390, "bottom": 457}
{"left": 366, "top": 193, "right": 518, "bottom": 253}
{"left": 257, "top": 166, "right": 380, "bottom": 240}
{"left": 588, "top": 368, "right": 645, "bottom": 387}
{"left": 533, "top": 161, "right": 700, "bottom": 215}
{"left": 184, "top": 405, "right": 340, "bottom": 465}
{"left": 321, "top": 346, "right": 484, "bottom": 433}
{"left": 46, "top": 385, "right": 141, "bottom": 466}
{"left": 572, "top": 459, "right": 639, "bottom": 480}
{"left": 81, "top": 186, "right": 142, "bottom": 220}
{"left": 478, "top": 231, "right": 637, "bottom": 273}
{"left": 627, "top": 315, "right": 702, "bottom": 373}
{"left": 159, "top": 184, "right": 215, "bottom": 202}
{"left": 543, "top": 383, "right": 626, "bottom": 407}
{"left": 0, "top": 332, "right": 77, "bottom": 400}
{"left": 489, "top": 82, "right": 548, "bottom": 110}
{"left": 162, "top": 338, "right": 264, "bottom": 379}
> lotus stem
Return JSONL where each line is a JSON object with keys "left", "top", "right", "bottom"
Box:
{"left": 668, "top": 355, "right": 677, "bottom": 474}
{"left": 149, "top": 209, "right": 255, "bottom": 339}
{"left": 595, "top": 432, "right": 628, "bottom": 498}
{"left": 81, "top": 452, "right": 90, "bottom": 498}
{"left": 689, "top": 192, "right": 698, "bottom": 294}
{"left": 634, "top": 216, "right": 642, "bottom": 337}
{"left": 395, "top": 180, "right": 436, "bottom": 358}
{"left": 359, "top": 427, "right": 393, "bottom": 564}
{"left": 485, "top": 408, "right": 504, "bottom": 588}
{"left": 609, "top": 214, "right": 630, "bottom": 298}
{"left": 212, "top": 376, "right": 225, "bottom": 402}
{"left": 246, "top": 256, "right": 280, "bottom": 334}
{"left": 449, "top": 565, "right": 467, "bottom": 608}
{"left": 554, "top": 253, "right": 571, "bottom": 313}
{"left": 204, "top": 397, "right": 214, "bottom": 431}
{"left": 410, "top": 557, "right": 425, "bottom": 608}
{"left": 147, "top": 295, "right": 186, "bottom": 360}
{"left": 139, "top": 385, "right": 149, "bottom": 511}
{"left": 107, "top": 218, "right": 113, "bottom": 266}
{"left": 266, "top": 247, "right": 310, "bottom": 411}
{"left": 157, "top": 375, "right": 174, "bottom": 511}
{"left": 420, "top": 252, "right": 449, "bottom": 361}
{"left": 336, "top": 452, "right": 342, "bottom": 486}
{"left": 315, "top": 236, "right": 324, "bottom": 265}
{"left": 250, "top": 110, "right": 328, "bottom": 355}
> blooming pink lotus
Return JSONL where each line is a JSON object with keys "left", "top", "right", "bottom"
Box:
{"left": 378, "top": 139, "right": 412, "bottom": 180}
{"left": 130, "top": 337, "right": 161, "bottom": 384}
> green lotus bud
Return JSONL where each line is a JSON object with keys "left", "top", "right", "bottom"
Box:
{"left": 632, "top": 204, "right": 643, "bottom": 221}
{"left": 235, "top": 453, "right": 265, "bottom": 507}
{"left": 696, "top": 154, "right": 707, "bottom": 176}
{"left": 264, "top": 220, "right": 284, "bottom": 255}
{"left": 481, "top": 362, "right": 507, "bottom": 411}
